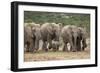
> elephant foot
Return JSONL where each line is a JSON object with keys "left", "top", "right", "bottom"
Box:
{"left": 45, "top": 49, "right": 48, "bottom": 52}
{"left": 70, "top": 48, "right": 73, "bottom": 52}
{"left": 29, "top": 48, "right": 35, "bottom": 53}
{"left": 82, "top": 47, "right": 85, "bottom": 51}
{"left": 63, "top": 48, "right": 68, "bottom": 52}
{"left": 33, "top": 49, "right": 37, "bottom": 53}
{"left": 72, "top": 49, "right": 76, "bottom": 52}
{"left": 35, "top": 48, "right": 39, "bottom": 51}
{"left": 53, "top": 49, "right": 57, "bottom": 52}
{"left": 44, "top": 48, "right": 48, "bottom": 52}
{"left": 84, "top": 43, "right": 87, "bottom": 48}
{"left": 48, "top": 46, "right": 52, "bottom": 49}
{"left": 77, "top": 48, "right": 81, "bottom": 51}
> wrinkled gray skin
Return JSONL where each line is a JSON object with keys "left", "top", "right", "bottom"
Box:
{"left": 24, "top": 23, "right": 41, "bottom": 52}
{"left": 40, "top": 23, "right": 61, "bottom": 51}
{"left": 78, "top": 27, "right": 87, "bottom": 51}
{"left": 24, "top": 26, "right": 34, "bottom": 52}
{"left": 51, "top": 40, "right": 60, "bottom": 51}
{"left": 71, "top": 25, "right": 82, "bottom": 52}
{"left": 61, "top": 25, "right": 87, "bottom": 52}
{"left": 31, "top": 23, "right": 41, "bottom": 51}
{"left": 71, "top": 26, "right": 87, "bottom": 51}
{"left": 61, "top": 25, "right": 74, "bottom": 51}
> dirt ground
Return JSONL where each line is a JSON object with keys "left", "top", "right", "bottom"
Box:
{"left": 24, "top": 39, "right": 90, "bottom": 62}
{"left": 24, "top": 48, "right": 90, "bottom": 62}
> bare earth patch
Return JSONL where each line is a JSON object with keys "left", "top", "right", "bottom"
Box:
{"left": 24, "top": 48, "right": 90, "bottom": 62}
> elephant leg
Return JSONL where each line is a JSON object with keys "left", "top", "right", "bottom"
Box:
{"left": 35, "top": 39, "right": 39, "bottom": 52}
{"left": 82, "top": 39, "right": 87, "bottom": 51}
{"left": 70, "top": 45, "right": 73, "bottom": 52}
{"left": 72, "top": 36, "right": 78, "bottom": 52}
{"left": 42, "top": 41, "right": 48, "bottom": 51}
{"left": 77, "top": 40, "right": 81, "bottom": 51}
{"left": 56, "top": 45, "right": 59, "bottom": 51}
{"left": 26, "top": 42, "right": 30, "bottom": 52}
{"left": 63, "top": 43, "right": 68, "bottom": 52}
{"left": 52, "top": 44, "right": 58, "bottom": 52}
{"left": 53, "top": 48, "right": 57, "bottom": 52}
{"left": 47, "top": 34, "right": 52, "bottom": 49}
{"left": 48, "top": 41, "right": 52, "bottom": 49}
{"left": 29, "top": 40, "right": 34, "bottom": 53}
{"left": 70, "top": 39, "right": 75, "bottom": 52}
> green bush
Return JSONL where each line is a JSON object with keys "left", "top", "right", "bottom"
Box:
{"left": 24, "top": 11, "right": 90, "bottom": 35}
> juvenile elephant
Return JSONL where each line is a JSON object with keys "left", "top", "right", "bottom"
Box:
{"left": 40, "top": 23, "right": 61, "bottom": 51}
{"left": 78, "top": 27, "right": 87, "bottom": 51}
{"left": 51, "top": 40, "right": 60, "bottom": 52}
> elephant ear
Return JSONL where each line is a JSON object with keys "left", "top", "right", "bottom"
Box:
{"left": 78, "top": 27, "right": 87, "bottom": 39}
{"left": 31, "top": 27, "right": 36, "bottom": 37}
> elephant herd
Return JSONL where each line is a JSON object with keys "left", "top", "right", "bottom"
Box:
{"left": 24, "top": 22, "right": 87, "bottom": 53}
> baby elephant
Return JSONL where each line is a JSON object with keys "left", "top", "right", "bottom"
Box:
{"left": 51, "top": 41, "right": 59, "bottom": 51}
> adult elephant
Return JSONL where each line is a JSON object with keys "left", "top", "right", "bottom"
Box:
{"left": 31, "top": 23, "right": 41, "bottom": 52}
{"left": 40, "top": 23, "right": 61, "bottom": 51}
{"left": 24, "top": 22, "right": 41, "bottom": 52}
{"left": 71, "top": 25, "right": 82, "bottom": 52}
{"left": 61, "top": 25, "right": 87, "bottom": 52}
{"left": 24, "top": 25, "right": 34, "bottom": 52}
{"left": 61, "top": 25, "right": 74, "bottom": 51}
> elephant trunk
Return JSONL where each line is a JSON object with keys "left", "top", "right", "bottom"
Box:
{"left": 72, "top": 35, "right": 77, "bottom": 52}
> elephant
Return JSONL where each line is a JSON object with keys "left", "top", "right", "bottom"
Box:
{"left": 24, "top": 25, "right": 34, "bottom": 52}
{"left": 31, "top": 23, "right": 41, "bottom": 52}
{"left": 40, "top": 22, "right": 61, "bottom": 51}
{"left": 51, "top": 40, "right": 60, "bottom": 52}
{"left": 71, "top": 25, "right": 82, "bottom": 52}
{"left": 24, "top": 22, "right": 41, "bottom": 52}
{"left": 61, "top": 25, "right": 87, "bottom": 52}
{"left": 78, "top": 27, "right": 87, "bottom": 51}
{"left": 61, "top": 25, "right": 74, "bottom": 52}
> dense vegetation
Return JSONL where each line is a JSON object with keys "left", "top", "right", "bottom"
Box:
{"left": 24, "top": 11, "right": 90, "bottom": 34}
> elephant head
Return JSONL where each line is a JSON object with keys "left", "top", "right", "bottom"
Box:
{"left": 61, "top": 25, "right": 74, "bottom": 52}
{"left": 71, "top": 26, "right": 82, "bottom": 52}
{"left": 51, "top": 23, "right": 62, "bottom": 41}
{"left": 70, "top": 26, "right": 87, "bottom": 52}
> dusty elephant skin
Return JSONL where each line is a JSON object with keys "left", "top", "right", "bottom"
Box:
{"left": 24, "top": 26, "right": 34, "bottom": 52}
{"left": 24, "top": 22, "right": 89, "bottom": 62}
{"left": 61, "top": 25, "right": 87, "bottom": 52}
{"left": 78, "top": 27, "right": 87, "bottom": 51}
{"left": 24, "top": 22, "right": 87, "bottom": 53}
{"left": 31, "top": 23, "right": 41, "bottom": 52}
{"left": 24, "top": 23, "right": 41, "bottom": 52}
{"left": 40, "top": 23, "right": 61, "bottom": 51}
{"left": 61, "top": 25, "right": 74, "bottom": 52}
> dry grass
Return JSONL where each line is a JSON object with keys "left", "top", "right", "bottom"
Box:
{"left": 24, "top": 48, "right": 90, "bottom": 62}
